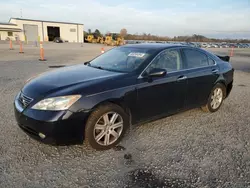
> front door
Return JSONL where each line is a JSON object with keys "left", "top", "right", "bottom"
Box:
{"left": 136, "top": 48, "right": 188, "bottom": 121}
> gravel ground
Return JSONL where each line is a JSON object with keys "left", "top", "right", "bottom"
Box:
{"left": 0, "top": 43, "right": 250, "bottom": 188}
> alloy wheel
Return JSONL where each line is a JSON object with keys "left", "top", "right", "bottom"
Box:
{"left": 93, "top": 112, "right": 123, "bottom": 146}
{"left": 211, "top": 88, "right": 223, "bottom": 109}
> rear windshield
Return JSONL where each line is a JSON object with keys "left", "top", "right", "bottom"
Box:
{"left": 88, "top": 47, "right": 156, "bottom": 72}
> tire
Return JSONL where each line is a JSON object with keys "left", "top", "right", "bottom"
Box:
{"left": 201, "top": 83, "right": 226, "bottom": 113}
{"left": 84, "top": 103, "right": 129, "bottom": 150}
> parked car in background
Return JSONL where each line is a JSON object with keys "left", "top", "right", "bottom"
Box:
{"left": 201, "top": 43, "right": 208, "bottom": 48}
{"left": 53, "top": 37, "right": 63, "bottom": 43}
{"left": 207, "top": 44, "right": 212, "bottom": 48}
{"left": 229, "top": 44, "right": 237, "bottom": 48}
{"left": 238, "top": 43, "right": 249, "bottom": 48}
{"left": 14, "top": 44, "right": 234, "bottom": 150}
{"left": 221, "top": 44, "right": 229, "bottom": 48}
{"left": 211, "top": 44, "right": 219, "bottom": 48}
{"left": 195, "top": 43, "right": 201, "bottom": 48}
{"left": 185, "top": 42, "right": 197, "bottom": 48}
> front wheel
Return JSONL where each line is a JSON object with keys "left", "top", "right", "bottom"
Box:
{"left": 201, "top": 83, "right": 226, "bottom": 112}
{"left": 84, "top": 103, "right": 129, "bottom": 150}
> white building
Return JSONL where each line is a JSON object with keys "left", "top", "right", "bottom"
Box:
{"left": 0, "top": 22, "right": 22, "bottom": 41}
{"left": 0, "top": 18, "right": 84, "bottom": 43}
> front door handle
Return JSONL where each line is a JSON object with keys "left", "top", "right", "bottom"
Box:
{"left": 212, "top": 69, "right": 219, "bottom": 74}
{"left": 177, "top": 76, "right": 187, "bottom": 81}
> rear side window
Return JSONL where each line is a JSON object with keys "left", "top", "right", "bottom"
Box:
{"left": 208, "top": 57, "right": 216, "bottom": 65}
{"left": 183, "top": 49, "right": 209, "bottom": 68}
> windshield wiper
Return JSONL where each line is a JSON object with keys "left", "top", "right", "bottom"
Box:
{"left": 94, "top": 66, "right": 103, "bottom": 70}
{"left": 84, "top": 62, "right": 103, "bottom": 70}
{"left": 86, "top": 63, "right": 125, "bottom": 72}
{"left": 89, "top": 65, "right": 104, "bottom": 70}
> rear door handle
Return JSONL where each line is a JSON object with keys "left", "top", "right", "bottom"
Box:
{"left": 177, "top": 76, "right": 187, "bottom": 81}
{"left": 212, "top": 69, "right": 219, "bottom": 74}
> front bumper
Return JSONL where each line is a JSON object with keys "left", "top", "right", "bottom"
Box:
{"left": 14, "top": 99, "right": 89, "bottom": 145}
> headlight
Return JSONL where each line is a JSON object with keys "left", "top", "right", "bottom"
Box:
{"left": 32, "top": 95, "right": 81, "bottom": 111}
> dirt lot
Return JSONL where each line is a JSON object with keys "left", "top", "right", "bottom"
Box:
{"left": 0, "top": 43, "right": 250, "bottom": 188}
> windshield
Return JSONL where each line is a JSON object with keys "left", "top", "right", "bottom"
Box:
{"left": 88, "top": 47, "right": 155, "bottom": 72}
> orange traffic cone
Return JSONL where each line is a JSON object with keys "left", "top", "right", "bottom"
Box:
{"left": 101, "top": 48, "right": 105, "bottom": 54}
{"left": 9, "top": 40, "right": 14, "bottom": 50}
{"left": 19, "top": 41, "right": 24, "bottom": 53}
{"left": 39, "top": 42, "right": 46, "bottom": 61}
{"left": 229, "top": 46, "right": 234, "bottom": 57}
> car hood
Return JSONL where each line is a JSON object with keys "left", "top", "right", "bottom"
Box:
{"left": 22, "top": 64, "right": 124, "bottom": 99}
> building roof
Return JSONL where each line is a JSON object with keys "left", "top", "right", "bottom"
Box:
{"left": 0, "top": 22, "right": 17, "bottom": 26}
{"left": 10, "top": 18, "right": 83, "bottom": 25}
{"left": 0, "top": 27, "right": 22, "bottom": 32}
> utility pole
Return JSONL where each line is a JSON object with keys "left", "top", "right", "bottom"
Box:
{"left": 20, "top": 9, "right": 23, "bottom": 18}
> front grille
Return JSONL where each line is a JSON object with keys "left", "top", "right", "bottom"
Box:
{"left": 18, "top": 92, "right": 33, "bottom": 108}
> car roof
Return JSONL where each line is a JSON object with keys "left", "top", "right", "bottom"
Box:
{"left": 123, "top": 43, "right": 185, "bottom": 50}
{"left": 122, "top": 43, "right": 220, "bottom": 61}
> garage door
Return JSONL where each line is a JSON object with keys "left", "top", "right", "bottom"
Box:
{"left": 23, "top": 24, "right": 38, "bottom": 42}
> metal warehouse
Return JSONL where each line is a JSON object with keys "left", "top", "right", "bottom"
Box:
{"left": 0, "top": 18, "right": 84, "bottom": 43}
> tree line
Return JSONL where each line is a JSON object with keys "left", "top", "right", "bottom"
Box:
{"left": 125, "top": 34, "right": 250, "bottom": 43}
{"left": 84, "top": 29, "right": 250, "bottom": 43}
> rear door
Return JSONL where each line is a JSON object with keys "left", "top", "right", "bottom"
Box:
{"left": 182, "top": 48, "right": 218, "bottom": 108}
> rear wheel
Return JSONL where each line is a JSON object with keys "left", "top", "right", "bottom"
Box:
{"left": 201, "top": 83, "right": 226, "bottom": 112}
{"left": 84, "top": 103, "right": 129, "bottom": 150}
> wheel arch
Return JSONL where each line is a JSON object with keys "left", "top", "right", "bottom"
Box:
{"left": 215, "top": 80, "right": 226, "bottom": 87}
{"left": 91, "top": 98, "right": 132, "bottom": 125}
{"left": 214, "top": 80, "right": 227, "bottom": 98}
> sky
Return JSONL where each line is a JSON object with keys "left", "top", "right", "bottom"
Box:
{"left": 0, "top": 0, "right": 250, "bottom": 39}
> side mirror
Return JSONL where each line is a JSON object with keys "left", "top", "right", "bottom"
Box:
{"left": 148, "top": 68, "right": 167, "bottom": 77}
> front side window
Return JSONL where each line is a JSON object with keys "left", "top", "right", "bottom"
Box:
{"left": 183, "top": 49, "right": 209, "bottom": 68}
{"left": 146, "top": 49, "right": 183, "bottom": 73}
{"left": 89, "top": 47, "right": 156, "bottom": 73}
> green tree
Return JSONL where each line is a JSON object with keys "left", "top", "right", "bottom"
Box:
{"left": 94, "top": 29, "right": 102, "bottom": 36}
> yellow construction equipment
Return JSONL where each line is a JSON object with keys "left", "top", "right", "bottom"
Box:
{"left": 85, "top": 33, "right": 124, "bottom": 46}
{"left": 104, "top": 36, "right": 116, "bottom": 46}
{"left": 116, "top": 36, "right": 125, "bottom": 46}
{"left": 85, "top": 35, "right": 104, "bottom": 44}
{"left": 85, "top": 35, "right": 96, "bottom": 43}
{"left": 97, "top": 36, "right": 104, "bottom": 44}
{"left": 104, "top": 33, "right": 124, "bottom": 46}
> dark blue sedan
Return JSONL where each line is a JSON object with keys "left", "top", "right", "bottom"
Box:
{"left": 14, "top": 44, "right": 234, "bottom": 150}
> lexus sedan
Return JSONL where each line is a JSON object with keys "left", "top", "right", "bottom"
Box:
{"left": 14, "top": 44, "right": 234, "bottom": 150}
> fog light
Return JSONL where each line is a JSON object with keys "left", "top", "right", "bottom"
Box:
{"left": 38, "top": 133, "right": 46, "bottom": 139}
